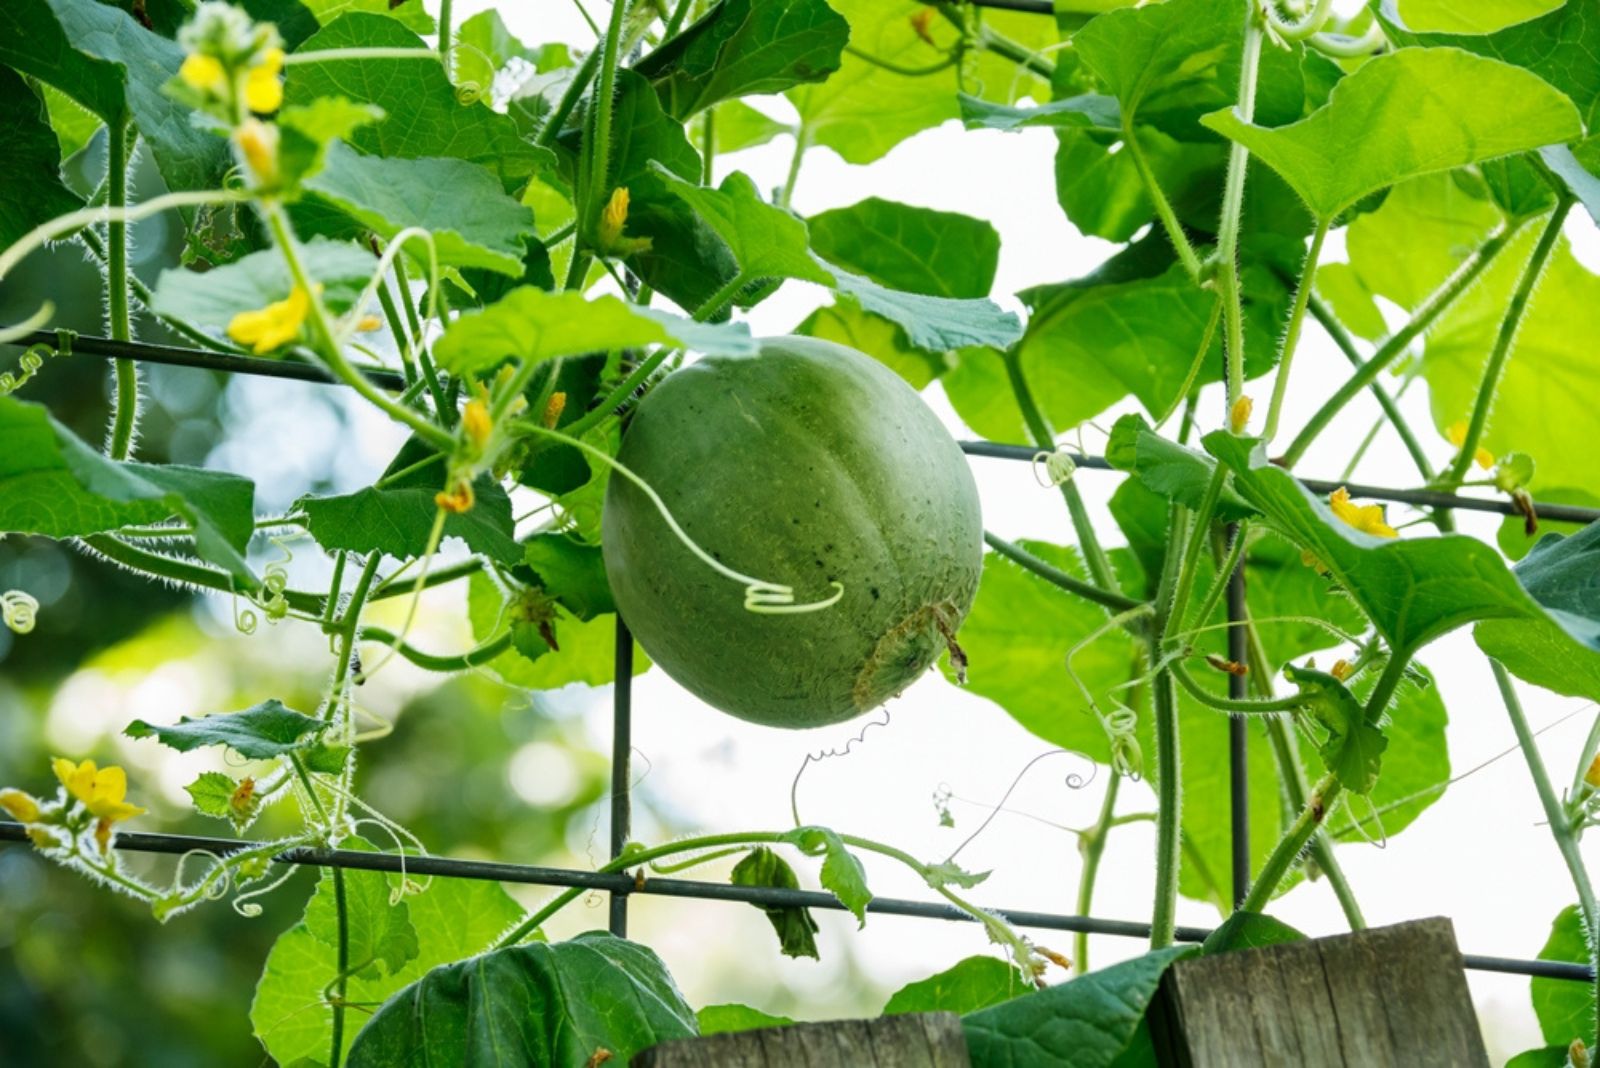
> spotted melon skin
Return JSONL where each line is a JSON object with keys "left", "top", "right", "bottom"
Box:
{"left": 601, "top": 336, "right": 983, "bottom": 729}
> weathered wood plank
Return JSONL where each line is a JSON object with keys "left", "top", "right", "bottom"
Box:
{"left": 632, "top": 1011, "right": 970, "bottom": 1067}
{"left": 1154, "top": 917, "right": 1490, "bottom": 1068}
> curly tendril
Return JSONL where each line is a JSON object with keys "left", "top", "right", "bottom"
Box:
{"left": 1259, "top": 0, "right": 1334, "bottom": 43}
{"left": 945, "top": 749, "right": 1097, "bottom": 865}
{"left": 2, "top": 589, "right": 40, "bottom": 634}
{"left": 1031, "top": 447, "right": 1077, "bottom": 488}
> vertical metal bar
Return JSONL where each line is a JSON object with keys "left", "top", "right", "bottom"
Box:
{"left": 1225, "top": 524, "right": 1250, "bottom": 910}
{"left": 609, "top": 616, "right": 634, "bottom": 936}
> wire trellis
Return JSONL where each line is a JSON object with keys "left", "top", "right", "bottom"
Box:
{"left": 2, "top": 329, "right": 1595, "bottom": 987}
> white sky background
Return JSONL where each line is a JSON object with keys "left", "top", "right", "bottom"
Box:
{"left": 30, "top": 1, "right": 1599, "bottom": 1061}
{"left": 487, "top": 2, "right": 1600, "bottom": 1059}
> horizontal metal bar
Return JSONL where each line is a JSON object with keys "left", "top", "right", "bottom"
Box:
{"left": 15, "top": 331, "right": 1598, "bottom": 524}
{"left": 11, "top": 330, "right": 408, "bottom": 390}
{"left": 963, "top": 0, "right": 1055, "bottom": 12}
{"left": 0, "top": 822, "right": 1587, "bottom": 981}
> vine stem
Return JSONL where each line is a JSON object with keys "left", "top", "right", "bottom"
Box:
{"left": 437, "top": 0, "right": 453, "bottom": 74}
{"left": 1002, "top": 350, "right": 1118, "bottom": 594}
{"left": 983, "top": 532, "right": 1141, "bottom": 613}
{"left": 262, "top": 205, "right": 453, "bottom": 450}
{"left": 1261, "top": 218, "right": 1330, "bottom": 442}
{"left": 1217, "top": 5, "right": 1265, "bottom": 407}
{"left": 692, "top": 272, "right": 752, "bottom": 322}
{"left": 1149, "top": 501, "right": 1186, "bottom": 948}
{"left": 329, "top": 867, "right": 350, "bottom": 1068}
{"left": 580, "top": 0, "right": 632, "bottom": 246}
{"left": 105, "top": 119, "right": 137, "bottom": 460}
{"left": 778, "top": 126, "right": 808, "bottom": 211}
{"left": 1164, "top": 466, "right": 1227, "bottom": 634}
{"left": 1075, "top": 773, "right": 1120, "bottom": 971}
{"left": 1124, "top": 117, "right": 1202, "bottom": 280}
{"left": 1440, "top": 199, "right": 1571, "bottom": 487}
{"left": 1492, "top": 660, "right": 1600, "bottom": 1054}
{"left": 1239, "top": 770, "right": 1341, "bottom": 914}
{"left": 1281, "top": 223, "right": 1517, "bottom": 468}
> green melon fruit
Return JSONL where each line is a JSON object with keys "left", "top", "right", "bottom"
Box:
{"left": 601, "top": 335, "right": 983, "bottom": 729}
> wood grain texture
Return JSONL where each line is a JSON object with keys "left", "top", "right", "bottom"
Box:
{"left": 1153, "top": 917, "right": 1490, "bottom": 1068}
{"left": 632, "top": 1011, "right": 970, "bottom": 1067}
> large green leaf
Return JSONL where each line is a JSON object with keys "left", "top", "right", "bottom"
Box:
{"left": 298, "top": 477, "right": 520, "bottom": 567}
{"left": 1105, "top": 414, "right": 1256, "bottom": 522}
{"left": 807, "top": 198, "right": 1000, "bottom": 299}
{"left": 467, "top": 571, "right": 649, "bottom": 691}
{"left": 633, "top": 0, "right": 848, "bottom": 120}
{"left": 0, "top": 0, "right": 230, "bottom": 194}
{"left": 125, "top": 699, "right": 327, "bottom": 759}
{"left": 251, "top": 865, "right": 525, "bottom": 1067}
{"left": 962, "top": 947, "right": 1193, "bottom": 1067}
{"left": 883, "top": 956, "right": 1030, "bottom": 1016}
{"left": 1201, "top": 912, "right": 1306, "bottom": 955}
{"left": 0, "top": 67, "right": 81, "bottom": 248}
{"left": 303, "top": 0, "right": 434, "bottom": 34}
{"left": 730, "top": 847, "right": 819, "bottom": 960}
{"left": 830, "top": 270, "right": 1023, "bottom": 354}
{"left": 150, "top": 238, "right": 379, "bottom": 336}
{"left": 1477, "top": 523, "right": 1600, "bottom": 702}
{"left": 697, "top": 1004, "right": 796, "bottom": 1035}
{"left": 1392, "top": 0, "right": 1562, "bottom": 33}
{"left": 284, "top": 15, "right": 549, "bottom": 185}
{"left": 795, "top": 302, "right": 950, "bottom": 390}
{"left": 1377, "top": 0, "right": 1600, "bottom": 128}
{"left": 0, "top": 396, "right": 256, "bottom": 579}
{"left": 781, "top": 825, "right": 871, "bottom": 926}
{"left": 345, "top": 932, "right": 697, "bottom": 1068}
{"left": 1054, "top": 126, "right": 1224, "bottom": 244}
{"left": 300, "top": 142, "right": 537, "bottom": 276}
{"left": 1532, "top": 905, "right": 1595, "bottom": 1048}
{"left": 432, "top": 286, "right": 756, "bottom": 376}
{"left": 959, "top": 92, "right": 1121, "bottom": 133}
{"left": 1201, "top": 48, "right": 1582, "bottom": 222}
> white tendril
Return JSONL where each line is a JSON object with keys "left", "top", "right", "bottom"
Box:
{"left": 1, "top": 589, "right": 39, "bottom": 634}
{"left": 232, "top": 863, "right": 299, "bottom": 917}
{"left": 1032, "top": 448, "right": 1077, "bottom": 488}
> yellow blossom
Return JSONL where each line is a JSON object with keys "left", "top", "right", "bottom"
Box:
{"left": 543, "top": 391, "right": 567, "bottom": 429}
{"left": 244, "top": 47, "right": 285, "bottom": 113}
{"left": 233, "top": 119, "right": 279, "bottom": 184}
{"left": 1330, "top": 659, "right": 1354, "bottom": 681}
{"left": 356, "top": 314, "right": 382, "bottom": 332}
{"left": 0, "top": 788, "right": 41, "bottom": 823}
{"left": 227, "top": 285, "right": 312, "bottom": 354}
{"left": 1329, "top": 486, "right": 1398, "bottom": 539}
{"left": 1229, "top": 395, "right": 1253, "bottom": 434}
{"left": 179, "top": 52, "right": 228, "bottom": 96}
{"left": 596, "top": 187, "right": 651, "bottom": 257}
{"left": 435, "top": 480, "right": 475, "bottom": 514}
{"left": 1585, "top": 753, "right": 1600, "bottom": 791}
{"left": 1446, "top": 419, "right": 1495, "bottom": 470}
{"left": 53, "top": 758, "right": 145, "bottom": 823}
{"left": 462, "top": 398, "right": 493, "bottom": 449}
{"left": 910, "top": 8, "right": 936, "bottom": 45}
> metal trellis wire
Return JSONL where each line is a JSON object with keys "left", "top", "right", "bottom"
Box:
{"left": 3, "top": 329, "right": 1597, "bottom": 986}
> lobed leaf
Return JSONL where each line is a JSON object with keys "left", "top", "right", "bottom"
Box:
{"left": 883, "top": 956, "right": 1031, "bottom": 1016}
{"left": 126, "top": 699, "right": 326, "bottom": 760}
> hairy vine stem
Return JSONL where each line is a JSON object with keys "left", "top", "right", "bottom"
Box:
{"left": 983, "top": 532, "right": 1141, "bottom": 613}
{"left": 1441, "top": 198, "right": 1572, "bottom": 487}
{"left": 1216, "top": 2, "right": 1265, "bottom": 408}
{"left": 1149, "top": 501, "right": 1187, "bottom": 948}
{"left": 1124, "top": 116, "right": 1203, "bottom": 281}
{"left": 1075, "top": 772, "right": 1120, "bottom": 971}
{"left": 1262, "top": 219, "right": 1330, "bottom": 442}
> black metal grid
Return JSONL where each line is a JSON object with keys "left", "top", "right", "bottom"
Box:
{"left": 3, "top": 330, "right": 1595, "bottom": 987}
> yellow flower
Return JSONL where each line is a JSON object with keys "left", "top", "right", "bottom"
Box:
{"left": 1446, "top": 420, "right": 1495, "bottom": 470}
{"left": 233, "top": 118, "right": 279, "bottom": 184}
{"left": 1229, "top": 395, "right": 1253, "bottom": 434}
{"left": 435, "top": 480, "right": 475, "bottom": 514}
{"left": 244, "top": 47, "right": 285, "bottom": 114}
{"left": 1329, "top": 486, "right": 1398, "bottom": 539}
{"left": 1330, "top": 659, "right": 1354, "bottom": 681}
{"left": 1585, "top": 753, "right": 1600, "bottom": 791}
{"left": 596, "top": 187, "right": 652, "bottom": 257}
{"left": 0, "top": 788, "right": 41, "bottom": 823}
{"left": 227, "top": 286, "right": 312, "bottom": 354}
{"left": 355, "top": 314, "right": 382, "bottom": 332}
{"left": 179, "top": 52, "right": 228, "bottom": 96}
{"left": 53, "top": 758, "right": 145, "bottom": 823}
{"left": 543, "top": 392, "right": 567, "bottom": 429}
{"left": 462, "top": 398, "right": 493, "bottom": 449}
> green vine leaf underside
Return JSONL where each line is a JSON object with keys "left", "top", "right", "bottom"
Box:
{"left": 0, "top": 66, "right": 82, "bottom": 248}
{"left": 1206, "top": 433, "right": 1600, "bottom": 697}
{"left": 782, "top": 825, "right": 872, "bottom": 926}
{"left": 1203, "top": 47, "right": 1581, "bottom": 223}
{"left": 0, "top": 396, "right": 257, "bottom": 579}
{"left": 150, "top": 238, "right": 379, "bottom": 336}
{"left": 252, "top": 864, "right": 526, "bottom": 1068}
{"left": 883, "top": 955, "right": 1031, "bottom": 1017}
{"left": 125, "top": 699, "right": 326, "bottom": 759}
{"left": 468, "top": 570, "right": 651, "bottom": 691}
{"left": 345, "top": 932, "right": 698, "bottom": 1068}
{"left": 962, "top": 946, "right": 1194, "bottom": 1067}
{"left": 731, "top": 847, "right": 821, "bottom": 960}
{"left": 633, "top": 0, "right": 849, "bottom": 121}
{"left": 299, "top": 141, "right": 537, "bottom": 276}
{"left": 1532, "top": 904, "right": 1594, "bottom": 1049}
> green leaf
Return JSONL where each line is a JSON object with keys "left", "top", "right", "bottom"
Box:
{"left": 523, "top": 535, "right": 615, "bottom": 621}
{"left": 1506, "top": 1047, "right": 1574, "bottom": 1068}
{"left": 709, "top": 101, "right": 793, "bottom": 154}
{"left": 883, "top": 956, "right": 1031, "bottom": 1016}
{"left": 1499, "top": 489, "right": 1600, "bottom": 561}
{"left": 0, "top": 0, "right": 230, "bottom": 194}
{"left": 1054, "top": 126, "right": 1224, "bottom": 244}
{"left": 962, "top": 947, "right": 1194, "bottom": 1067}
{"left": 299, "top": 141, "right": 536, "bottom": 276}
{"left": 1392, "top": 0, "right": 1562, "bottom": 33}
{"left": 1200, "top": 48, "right": 1582, "bottom": 221}
{"left": 1205, "top": 432, "right": 1600, "bottom": 666}
{"left": 0, "top": 67, "right": 82, "bottom": 248}
{"left": 947, "top": 540, "right": 1134, "bottom": 758}
{"left": 39, "top": 83, "right": 102, "bottom": 162}
{"left": 150, "top": 237, "right": 378, "bottom": 336}
{"left": 1377, "top": 0, "right": 1600, "bottom": 127}
{"left": 958, "top": 92, "right": 1121, "bottom": 133}
{"left": 696, "top": 1004, "right": 795, "bottom": 1036}
{"left": 252, "top": 863, "right": 525, "bottom": 1067}
{"left": 831, "top": 270, "right": 1023, "bottom": 354}
{"left": 184, "top": 771, "right": 262, "bottom": 833}
{"left": 433, "top": 286, "right": 756, "bottom": 375}
{"left": 0, "top": 396, "right": 256, "bottom": 579}
{"left": 456, "top": 9, "right": 568, "bottom": 72}
{"left": 1201, "top": 912, "right": 1306, "bottom": 955}
{"left": 730, "top": 847, "right": 820, "bottom": 960}
{"left": 1542, "top": 139, "right": 1600, "bottom": 225}
{"left": 345, "top": 932, "right": 697, "bottom": 1067}
{"left": 942, "top": 347, "right": 1027, "bottom": 443}
{"left": 796, "top": 303, "right": 949, "bottom": 390}
{"left": 653, "top": 167, "right": 834, "bottom": 287}
{"left": 633, "top": 0, "right": 848, "bottom": 120}
{"left": 284, "top": 14, "right": 549, "bottom": 185}
{"left": 1106, "top": 414, "right": 1256, "bottom": 522}
{"left": 276, "top": 95, "right": 385, "bottom": 188}
{"left": 1283, "top": 664, "right": 1389, "bottom": 795}
{"left": 1532, "top": 905, "right": 1595, "bottom": 1048}
{"left": 303, "top": 853, "right": 418, "bottom": 981}
{"left": 1477, "top": 522, "right": 1600, "bottom": 702}
{"left": 298, "top": 440, "right": 521, "bottom": 566}
{"left": 303, "top": 0, "right": 434, "bottom": 34}
{"left": 782, "top": 826, "right": 870, "bottom": 926}
{"left": 808, "top": 198, "right": 1000, "bottom": 299}
{"left": 467, "top": 571, "right": 649, "bottom": 691}
{"left": 126, "top": 699, "right": 326, "bottom": 759}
